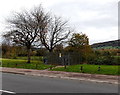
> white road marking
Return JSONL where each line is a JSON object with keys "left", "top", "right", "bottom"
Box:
{"left": 0, "top": 90, "right": 16, "bottom": 94}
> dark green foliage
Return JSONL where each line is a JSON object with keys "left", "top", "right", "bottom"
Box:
{"left": 36, "top": 48, "right": 48, "bottom": 56}
{"left": 68, "top": 33, "right": 89, "bottom": 47}
{"left": 86, "top": 50, "right": 120, "bottom": 65}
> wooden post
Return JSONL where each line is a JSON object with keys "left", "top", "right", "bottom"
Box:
{"left": 64, "top": 57, "right": 67, "bottom": 69}
{"left": 50, "top": 66, "right": 53, "bottom": 70}
{"left": 15, "top": 63, "right": 17, "bottom": 67}
{"left": 36, "top": 64, "right": 38, "bottom": 69}
{"left": 80, "top": 66, "right": 83, "bottom": 72}
{"left": 98, "top": 66, "right": 101, "bottom": 71}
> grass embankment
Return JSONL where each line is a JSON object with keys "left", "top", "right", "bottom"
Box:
{"left": 51, "top": 64, "right": 120, "bottom": 75}
{"left": 1, "top": 58, "right": 53, "bottom": 70}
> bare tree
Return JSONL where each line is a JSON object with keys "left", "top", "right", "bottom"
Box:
{"left": 38, "top": 16, "right": 71, "bottom": 52}
{"left": 4, "top": 5, "right": 49, "bottom": 63}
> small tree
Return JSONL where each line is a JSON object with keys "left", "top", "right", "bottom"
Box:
{"left": 69, "top": 33, "right": 89, "bottom": 48}
{"left": 68, "top": 33, "right": 92, "bottom": 63}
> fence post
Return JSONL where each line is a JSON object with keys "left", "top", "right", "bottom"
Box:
{"left": 64, "top": 64, "right": 67, "bottom": 69}
{"left": 0, "top": 62, "right": 1, "bottom": 66}
{"left": 64, "top": 57, "right": 67, "bottom": 69}
{"left": 36, "top": 64, "right": 38, "bottom": 69}
{"left": 80, "top": 66, "right": 83, "bottom": 72}
{"left": 98, "top": 66, "right": 101, "bottom": 71}
{"left": 50, "top": 66, "right": 53, "bottom": 70}
{"left": 7, "top": 63, "right": 9, "bottom": 67}
{"left": 15, "top": 63, "right": 17, "bottom": 67}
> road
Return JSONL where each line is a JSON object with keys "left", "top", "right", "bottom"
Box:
{"left": 2, "top": 73, "right": 118, "bottom": 93}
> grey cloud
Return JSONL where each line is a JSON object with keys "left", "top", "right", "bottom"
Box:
{"left": 48, "top": 0, "right": 117, "bottom": 29}
{"left": 46, "top": 0, "right": 118, "bottom": 44}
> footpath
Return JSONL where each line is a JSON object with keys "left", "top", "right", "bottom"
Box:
{"left": 1, "top": 67, "right": 119, "bottom": 84}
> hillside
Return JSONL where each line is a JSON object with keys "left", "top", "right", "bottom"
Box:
{"left": 91, "top": 39, "right": 120, "bottom": 49}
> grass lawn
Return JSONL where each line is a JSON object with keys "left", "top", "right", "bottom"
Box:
{"left": 1, "top": 58, "right": 53, "bottom": 70}
{"left": 1, "top": 57, "right": 120, "bottom": 75}
{"left": 16, "top": 56, "right": 43, "bottom": 61}
{"left": 51, "top": 64, "right": 120, "bottom": 75}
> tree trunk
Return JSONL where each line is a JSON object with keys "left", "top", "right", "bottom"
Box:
{"left": 49, "top": 49, "right": 53, "bottom": 53}
{"left": 27, "top": 48, "right": 31, "bottom": 63}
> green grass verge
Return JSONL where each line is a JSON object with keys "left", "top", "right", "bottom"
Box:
{"left": 51, "top": 64, "right": 120, "bottom": 75}
{"left": 1, "top": 57, "right": 120, "bottom": 75}
{"left": 1, "top": 58, "right": 53, "bottom": 70}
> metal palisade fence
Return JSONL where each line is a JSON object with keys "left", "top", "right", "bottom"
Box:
{"left": 44, "top": 52, "right": 84, "bottom": 65}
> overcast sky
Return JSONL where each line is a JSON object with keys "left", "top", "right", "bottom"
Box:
{"left": 0, "top": 0, "right": 118, "bottom": 44}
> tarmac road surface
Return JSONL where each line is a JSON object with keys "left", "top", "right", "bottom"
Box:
{"left": 2, "top": 73, "right": 119, "bottom": 94}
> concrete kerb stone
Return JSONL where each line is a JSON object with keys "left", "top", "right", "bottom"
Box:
{"left": 1, "top": 67, "right": 119, "bottom": 85}
{"left": 23, "top": 73, "right": 119, "bottom": 84}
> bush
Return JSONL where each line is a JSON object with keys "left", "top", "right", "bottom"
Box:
{"left": 36, "top": 48, "right": 47, "bottom": 56}
{"left": 113, "top": 56, "right": 120, "bottom": 65}
{"left": 87, "top": 55, "right": 118, "bottom": 65}
{"left": 87, "top": 50, "right": 120, "bottom": 65}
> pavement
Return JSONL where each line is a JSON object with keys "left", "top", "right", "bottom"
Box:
{"left": 1, "top": 67, "right": 120, "bottom": 84}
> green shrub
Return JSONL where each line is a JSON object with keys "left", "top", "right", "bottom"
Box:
{"left": 113, "top": 56, "right": 120, "bottom": 65}
{"left": 87, "top": 55, "right": 117, "bottom": 65}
